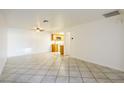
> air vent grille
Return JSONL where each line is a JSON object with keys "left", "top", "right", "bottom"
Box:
{"left": 103, "top": 11, "right": 120, "bottom": 18}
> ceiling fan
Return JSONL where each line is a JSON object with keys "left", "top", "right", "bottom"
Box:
{"left": 32, "top": 27, "right": 44, "bottom": 32}
{"left": 32, "top": 17, "right": 48, "bottom": 32}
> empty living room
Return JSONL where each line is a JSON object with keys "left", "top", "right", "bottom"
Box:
{"left": 1, "top": 0, "right": 124, "bottom": 92}
{"left": 0, "top": 9, "right": 124, "bottom": 83}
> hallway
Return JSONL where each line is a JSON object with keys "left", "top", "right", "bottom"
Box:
{"left": 0, "top": 53, "right": 124, "bottom": 83}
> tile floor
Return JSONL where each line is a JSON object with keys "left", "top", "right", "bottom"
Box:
{"left": 0, "top": 53, "right": 124, "bottom": 83}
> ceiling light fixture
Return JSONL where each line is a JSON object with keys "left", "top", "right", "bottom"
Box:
{"left": 43, "top": 19, "right": 48, "bottom": 23}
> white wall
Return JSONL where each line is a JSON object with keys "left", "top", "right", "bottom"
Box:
{"left": 0, "top": 11, "right": 7, "bottom": 74}
{"left": 64, "top": 32, "right": 70, "bottom": 56}
{"left": 7, "top": 28, "right": 51, "bottom": 57}
{"left": 65, "top": 15, "right": 124, "bottom": 71}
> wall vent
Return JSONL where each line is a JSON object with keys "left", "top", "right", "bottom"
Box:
{"left": 103, "top": 11, "right": 120, "bottom": 18}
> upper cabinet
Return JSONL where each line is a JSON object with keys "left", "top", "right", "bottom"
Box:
{"left": 51, "top": 34, "right": 64, "bottom": 41}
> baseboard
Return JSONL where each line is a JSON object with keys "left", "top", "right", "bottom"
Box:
{"left": 70, "top": 55, "right": 124, "bottom": 72}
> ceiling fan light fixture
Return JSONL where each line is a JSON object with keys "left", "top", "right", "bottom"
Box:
{"left": 43, "top": 19, "right": 48, "bottom": 23}
{"left": 36, "top": 29, "right": 40, "bottom": 32}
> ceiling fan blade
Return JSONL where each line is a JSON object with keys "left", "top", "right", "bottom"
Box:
{"left": 31, "top": 16, "right": 46, "bottom": 32}
{"left": 31, "top": 28, "right": 36, "bottom": 30}
{"left": 39, "top": 29, "right": 45, "bottom": 31}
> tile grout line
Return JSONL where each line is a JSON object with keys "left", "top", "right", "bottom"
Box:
{"left": 93, "top": 65, "right": 114, "bottom": 82}
{"left": 1, "top": 53, "right": 124, "bottom": 83}
{"left": 96, "top": 65, "right": 114, "bottom": 83}
{"left": 75, "top": 59, "right": 84, "bottom": 83}
{"left": 99, "top": 72, "right": 113, "bottom": 83}
{"left": 84, "top": 62, "right": 98, "bottom": 83}
{"left": 40, "top": 57, "right": 54, "bottom": 83}
{"left": 68, "top": 56, "right": 71, "bottom": 83}
{"left": 55, "top": 55, "right": 63, "bottom": 83}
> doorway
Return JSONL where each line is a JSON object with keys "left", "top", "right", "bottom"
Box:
{"left": 51, "top": 33, "right": 64, "bottom": 55}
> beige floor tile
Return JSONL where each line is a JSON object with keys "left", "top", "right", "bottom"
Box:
{"left": 97, "top": 79, "right": 112, "bottom": 83}
{"left": 1, "top": 53, "right": 124, "bottom": 83}
{"left": 81, "top": 71, "right": 94, "bottom": 78}
{"left": 104, "top": 73, "right": 122, "bottom": 80}
{"left": 70, "top": 71, "right": 81, "bottom": 77}
{"left": 28, "top": 75, "right": 44, "bottom": 83}
{"left": 111, "top": 79, "right": 124, "bottom": 83}
{"left": 69, "top": 77, "right": 83, "bottom": 83}
{"left": 41, "top": 76, "right": 56, "bottom": 83}
{"left": 92, "top": 72, "right": 108, "bottom": 79}
{"left": 83, "top": 78, "right": 97, "bottom": 83}
{"left": 15, "top": 74, "right": 32, "bottom": 83}
{"left": 56, "top": 76, "right": 68, "bottom": 83}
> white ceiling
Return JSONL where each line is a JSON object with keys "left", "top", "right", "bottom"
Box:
{"left": 4, "top": 9, "right": 124, "bottom": 32}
